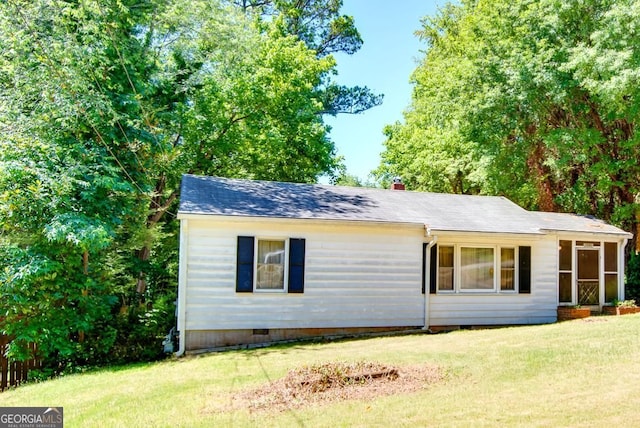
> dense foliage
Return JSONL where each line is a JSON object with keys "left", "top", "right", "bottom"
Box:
{"left": 377, "top": 0, "right": 640, "bottom": 253}
{"left": 626, "top": 252, "right": 640, "bottom": 300}
{"left": 0, "top": 0, "right": 374, "bottom": 369}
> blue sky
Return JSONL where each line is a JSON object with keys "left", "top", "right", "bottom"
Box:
{"left": 325, "top": 1, "right": 449, "bottom": 182}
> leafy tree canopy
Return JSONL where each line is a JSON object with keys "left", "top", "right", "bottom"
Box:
{"left": 228, "top": 0, "right": 383, "bottom": 115}
{"left": 0, "top": 0, "right": 367, "bottom": 366}
{"left": 377, "top": 0, "right": 640, "bottom": 246}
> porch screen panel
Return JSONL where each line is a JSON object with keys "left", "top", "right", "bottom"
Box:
{"left": 558, "top": 240, "right": 572, "bottom": 302}
{"left": 460, "top": 247, "right": 494, "bottom": 290}
{"left": 604, "top": 242, "right": 617, "bottom": 272}
{"left": 577, "top": 250, "right": 598, "bottom": 280}
{"left": 605, "top": 274, "right": 618, "bottom": 302}
{"left": 559, "top": 240, "right": 572, "bottom": 271}
{"left": 559, "top": 273, "right": 572, "bottom": 303}
{"left": 604, "top": 242, "right": 618, "bottom": 303}
{"left": 577, "top": 249, "right": 599, "bottom": 305}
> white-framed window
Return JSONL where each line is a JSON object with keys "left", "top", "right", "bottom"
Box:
{"left": 437, "top": 244, "right": 520, "bottom": 293}
{"left": 558, "top": 240, "right": 572, "bottom": 303}
{"left": 255, "top": 238, "right": 287, "bottom": 291}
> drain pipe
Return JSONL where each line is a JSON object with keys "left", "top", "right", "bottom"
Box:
{"left": 175, "top": 219, "right": 188, "bottom": 357}
{"left": 423, "top": 232, "right": 437, "bottom": 331}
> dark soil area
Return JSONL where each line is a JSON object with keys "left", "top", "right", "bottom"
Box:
{"left": 231, "top": 361, "right": 443, "bottom": 412}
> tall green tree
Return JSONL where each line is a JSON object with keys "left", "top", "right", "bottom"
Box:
{"left": 0, "top": 0, "right": 349, "bottom": 366}
{"left": 378, "top": 0, "right": 640, "bottom": 248}
{"left": 0, "top": 0, "right": 156, "bottom": 363}
{"left": 230, "top": 0, "right": 383, "bottom": 115}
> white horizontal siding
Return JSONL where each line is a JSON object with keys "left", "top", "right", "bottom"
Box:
{"left": 179, "top": 215, "right": 632, "bottom": 348}
{"left": 181, "top": 218, "right": 569, "bottom": 335}
{"left": 429, "top": 235, "right": 558, "bottom": 326}
{"left": 183, "top": 219, "right": 425, "bottom": 331}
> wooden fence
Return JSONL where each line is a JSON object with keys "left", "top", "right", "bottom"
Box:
{"left": 0, "top": 335, "right": 41, "bottom": 391}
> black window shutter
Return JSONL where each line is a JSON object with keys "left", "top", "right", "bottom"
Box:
{"left": 519, "top": 246, "right": 531, "bottom": 294}
{"left": 421, "top": 243, "right": 427, "bottom": 294}
{"left": 288, "top": 238, "right": 306, "bottom": 293}
{"left": 429, "top": 244, "right": 438, "bottom": 294}
{"left": 236, "top": 236, "right": 254, "bottom": 292}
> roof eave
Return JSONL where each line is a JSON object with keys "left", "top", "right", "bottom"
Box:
{"left": 177, "top": 211, "right": 427, "bottom": 228}
{"left": 425, "top": 228, "right": 545, "bottom": 238}
{"left": 540, "top": 228, "right": 633, "bottom": 239}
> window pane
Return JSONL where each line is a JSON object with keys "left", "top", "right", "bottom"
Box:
{"left": 559, "top": 240, "right": 572, "bottom": 271}
{"left": 559, "top": 272, "right": 572, "bottom": 303}
{"left": 438, "top": 246, "right": 454, "bottom": 291}
{"left": 604, "top": 242, "right": 617, "bottom": 273}
{"left": 256, "top": 240, "right": 285, "bottom": 290}
{"left": 501, "top": 248, "right": 515, "bottom": 290}
{"left": 460, "top": 247, "right": 494, "bottom": 290}
{"left": 605, "top": 274, "right": 618, "bottom": 302}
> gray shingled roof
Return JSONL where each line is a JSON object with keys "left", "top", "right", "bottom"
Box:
{"left": 178, "top": 174, "right": 631, "bottom": 237}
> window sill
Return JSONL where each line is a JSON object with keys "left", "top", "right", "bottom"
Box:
{"left": 254, "top": 289, "right": 287, "bottom": 293}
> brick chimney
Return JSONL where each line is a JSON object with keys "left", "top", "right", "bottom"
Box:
{"left": 390, "top": 176, "right": 405, "bottom": 191}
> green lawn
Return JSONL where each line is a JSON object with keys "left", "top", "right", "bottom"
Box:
{"left": 3, "top": 316, "right": 640, "bottom": 427}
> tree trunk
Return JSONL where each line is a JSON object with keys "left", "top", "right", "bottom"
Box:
{"left": 134, "top": 174, "right": 179, "bottom": 297}
{"left": 527, "top": 141, "right": 557, "bottom": 212}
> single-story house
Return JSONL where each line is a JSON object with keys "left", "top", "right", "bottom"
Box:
{"left": 176, "top": 174, "right": 632, "bottom": 354}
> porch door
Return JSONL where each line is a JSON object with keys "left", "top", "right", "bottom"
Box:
{"left": 577, "top": 247, "right": 600, "bottom": 306}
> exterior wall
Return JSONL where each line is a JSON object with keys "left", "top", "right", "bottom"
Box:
{"left": 180, "top": 217, "right": 426, "bottom": 350}
{"left": 428, "top": 234, "right": 558, "bottom": 326}
{"left": 178, "top": 215, "right": 628, "bottom": 351}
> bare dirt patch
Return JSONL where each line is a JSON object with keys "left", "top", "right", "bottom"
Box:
{"left": 230, "top": 361, "right": 443, "bottom": 412}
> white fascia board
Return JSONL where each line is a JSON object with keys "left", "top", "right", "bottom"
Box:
{"left": 543, "top": 229, "right": 633, "bottom": 240}
{"left": 176, "top": 212, "right": 426, "bottom": 231}
{"left": 425, "top": 229, "right": 545, "bottom": 240}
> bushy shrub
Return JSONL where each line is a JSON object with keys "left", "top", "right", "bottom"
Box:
{"left": 109, "top": 296, "right": 176, "bottom": 364}
{"left": 625, "top": 252, "right": 640, "bottom": 300}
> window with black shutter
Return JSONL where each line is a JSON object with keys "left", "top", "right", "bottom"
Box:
{"left": 235, "top": 236, "right": 306, "bottom": 293}
{"left": 428, "top": 244, "right": 532, "bottom": 294}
